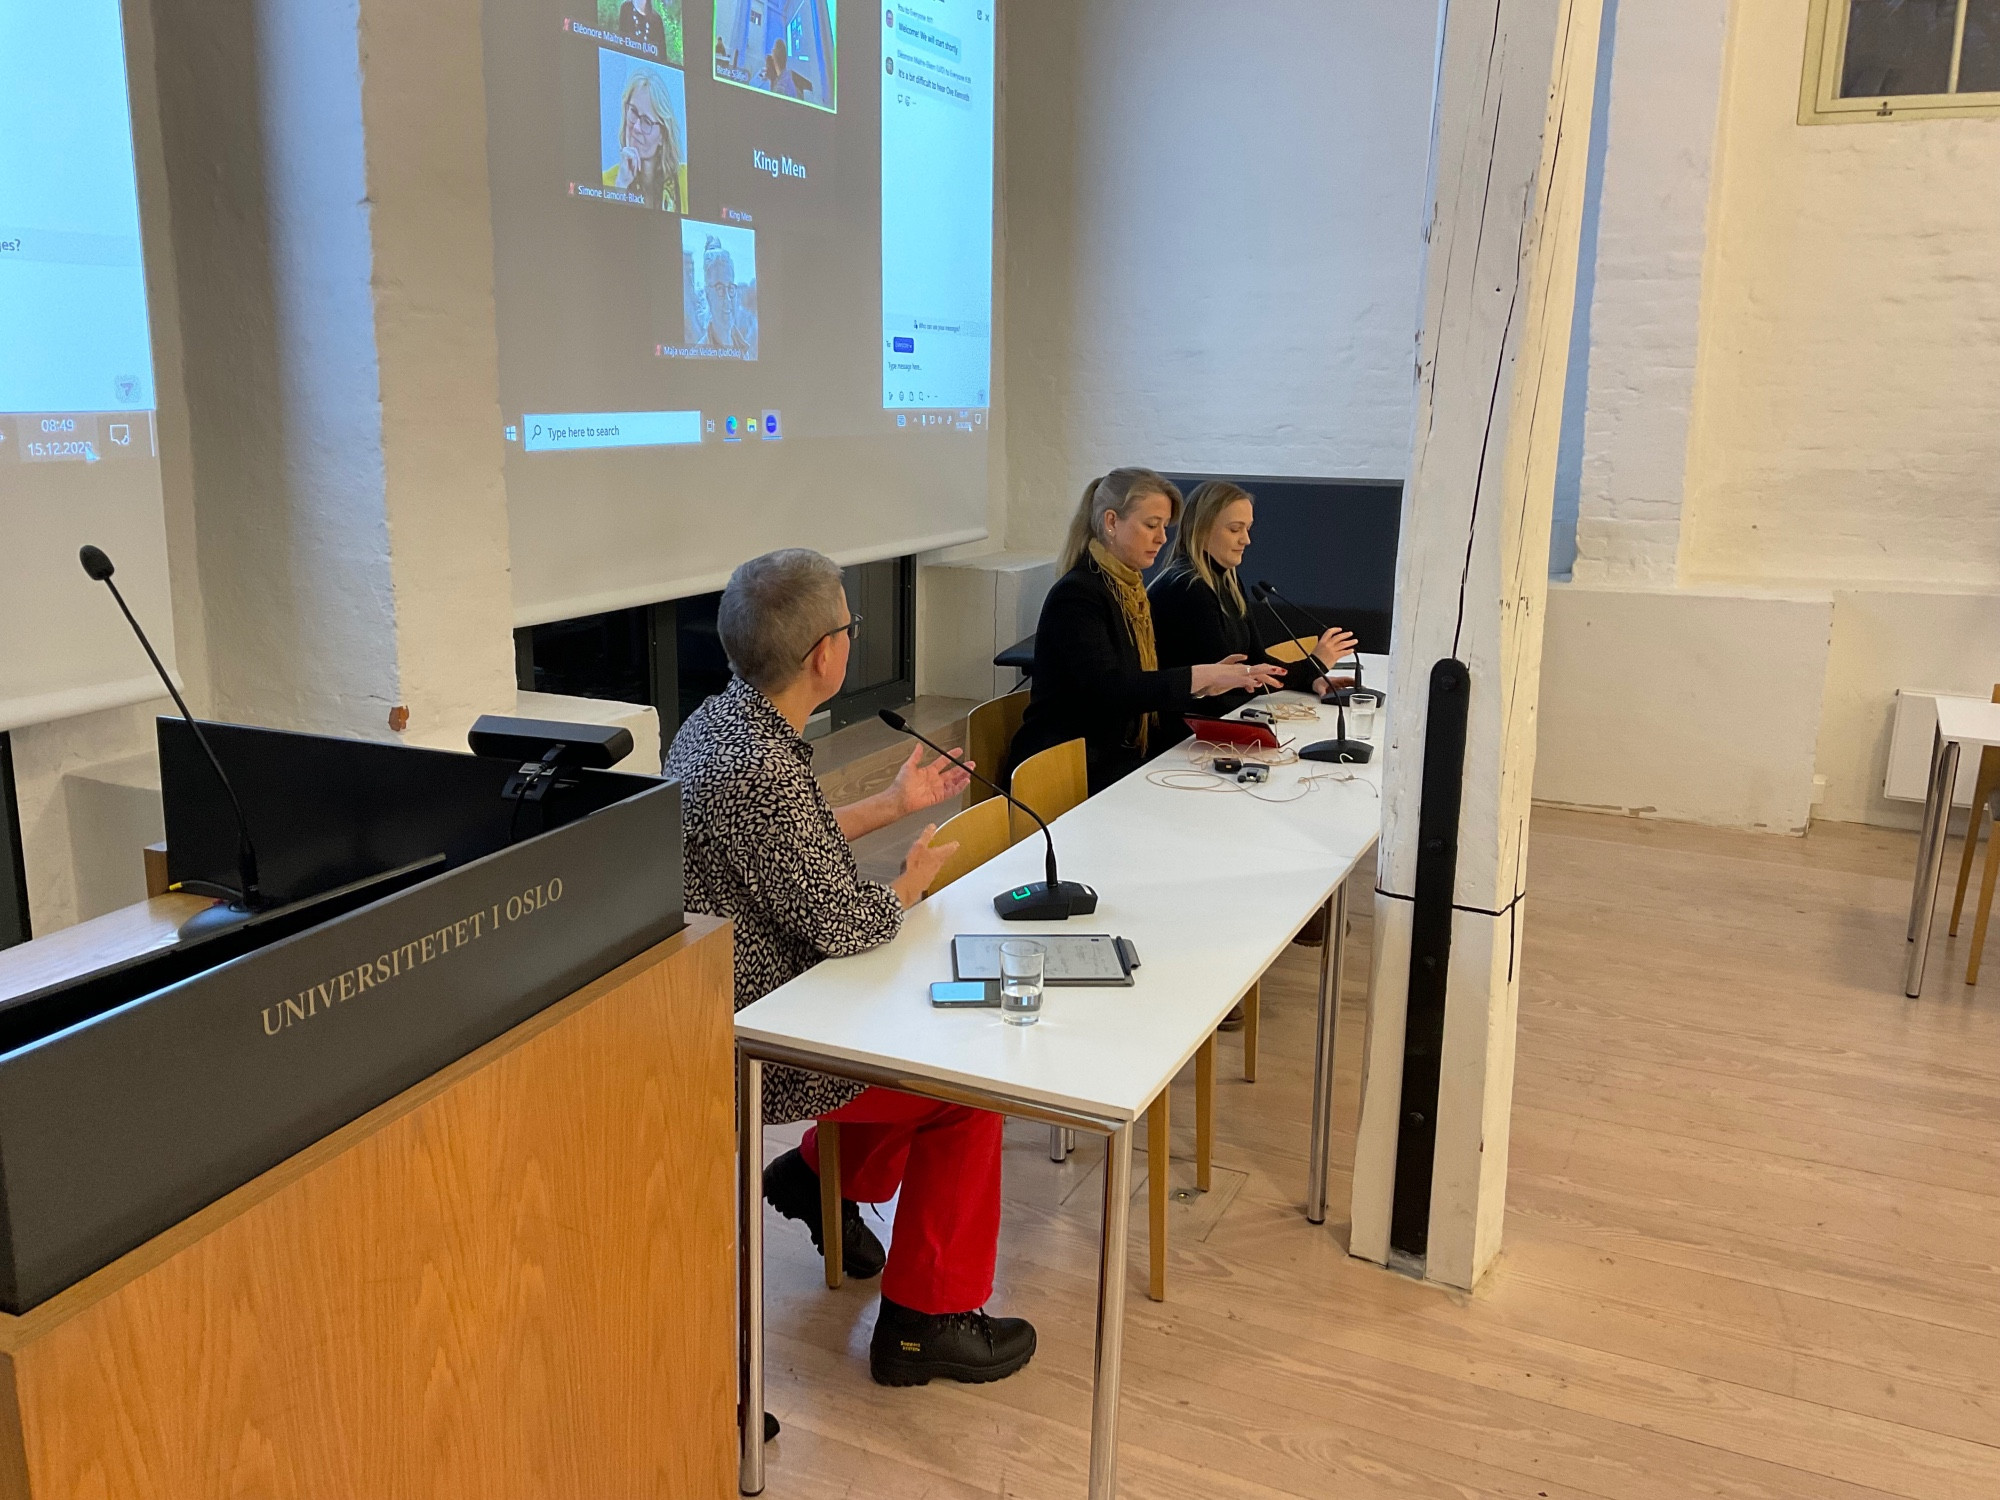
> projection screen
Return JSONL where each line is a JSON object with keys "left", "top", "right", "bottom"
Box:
{"left": 483, "top": 0, "right": 998, "bottom": 625}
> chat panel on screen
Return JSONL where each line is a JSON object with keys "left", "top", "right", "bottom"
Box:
{"left": 484, "top": 0, "right": 998, "bottom": 618}
{"left": 1, "top": 0, "right": 181, "bottom": 722}
{"left": 0, "top": 10, "right": 156, "bottom": 428}
{"left": 882, "top": 1, "right": 994, "bottom": 412}
{"left": 0, "top": 0, "right": 161, "bottom": 470}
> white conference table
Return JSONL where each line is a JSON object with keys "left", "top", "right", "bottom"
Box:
{"left": 1906, "top": 694, "right": 2000, "bottom": 996}
{"left": 733, "top": 669, "right": 1386, "bottom": 1499}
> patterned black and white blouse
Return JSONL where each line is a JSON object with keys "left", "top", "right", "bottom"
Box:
{"left": 664, "top": 675, "right": 903, "bottom": 1123}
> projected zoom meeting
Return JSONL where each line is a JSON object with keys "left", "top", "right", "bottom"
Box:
{"left": 484, "top": 0, "right": 996, "bottom": 457}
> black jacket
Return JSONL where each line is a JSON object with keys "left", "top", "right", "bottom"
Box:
{"left": 1147, "top": 562, "right": 1320, "bottom": 740}
{"left": 1008, "top": 557, "right": 1195, "bottom": 794}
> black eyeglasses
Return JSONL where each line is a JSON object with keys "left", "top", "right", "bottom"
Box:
{"left": 802, "top": 613, "right": 862, "bottom": 661}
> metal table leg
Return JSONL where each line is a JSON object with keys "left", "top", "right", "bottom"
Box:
{"left": 731, "top": 1037, "right": 1132, "bottom": 1499}
{"left": 1307, "top": 883, "right": 1346, "bottom": 1224}
{"left": 1088, "top": 1123, "right": 1133, "bottom": 1500}
{"left": 1909, "top": 726, "right": 1948, "bottom": 940}
{"left": 1907, "top": 739, "right": 1963, "bottom": 999}
{"left": 737, "top": 1053, "right": 765, "bottom": 1495}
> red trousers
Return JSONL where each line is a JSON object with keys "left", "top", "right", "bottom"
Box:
{"left": 800, "top": 1087, "right": 1002, "bottom": 1315}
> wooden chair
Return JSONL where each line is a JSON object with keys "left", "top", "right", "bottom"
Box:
{"left": 1139, "top": 966, "right": 1286, "bottom": 1300}
{"left": 1229, "top": 894, "right": 1330, "bottom": 1085}
{"left": 1239, "top": 980, "right": 1262, "bottom": 1082}
{"left": 1142, "top": 1039, "right": 1218, "bottom": 1303}
{"left": 964, "top": 690, "right": 1030, "bottom": 810}
{"left": 1156, "top": 901, "right": 1328, "bottom": 1297}
{"left": 923, "top": 797, "right": 1015, "bottom": 898}
{"left": 1139, "top": 902, "right": 1335, "bottom": 1298}
{"left": 813, "top": 1122, "right": 846, "bottom": 1290}
{"left": 1948, "top": 684, "right": 2000, "bottom": 985}
{"left": 142, "top": 841, "right": 170, "bottom": 899}
{"left": 1008, "top": 738, "right": 1088, "bottom": 844}
{"left": 1226, "top": 892, "right": 1330, "bottom": 1083}
{"left": 815, "top": 797, "right": 1018, "bottom": 1289}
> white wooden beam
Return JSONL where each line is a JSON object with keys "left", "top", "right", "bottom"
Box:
{"left": 1351, "top": 0, "right": 1606, "bottom": 1291}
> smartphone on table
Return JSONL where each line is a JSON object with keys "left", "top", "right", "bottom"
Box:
{"left": 930, "top": 980, "right": 1001, "bottom": 1008}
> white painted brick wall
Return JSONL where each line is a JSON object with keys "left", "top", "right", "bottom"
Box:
{"left": 1571, "top": 0, "right": 1731, "bottom": 585}
{"left": 1681, "top": 0, "right": 2000, "bottom": 591}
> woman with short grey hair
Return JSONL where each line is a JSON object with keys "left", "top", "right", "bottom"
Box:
{"left": 665, "top": 548, "right": 1039, "bottom": 1389}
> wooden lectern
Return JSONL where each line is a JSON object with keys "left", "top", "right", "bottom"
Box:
{"left": 0, "top": 910, "right": 737, "bottom": 1499}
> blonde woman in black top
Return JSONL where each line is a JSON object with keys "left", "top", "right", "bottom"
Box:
{"left": 1008, "top": 469, "right": 1285, "bottom": 793}
{"left": 1149, "top": 480, "right": 1357, "bottom": 743}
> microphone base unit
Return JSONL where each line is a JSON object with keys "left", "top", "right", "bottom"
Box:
{"left": 1319, "top": 658, "right": 1379, "bottom": 709}
{"left": 994, "top": 880, "right": 1099, "bottom": 921}
{"left": 1320, "top": 684, "right": 1385, "bottom": 709}
{"left": 875, "top": 708, "right": 1104, "bottom": 924}
{"left": 1300, "top": 738, "right": 1374, "bottom": 765}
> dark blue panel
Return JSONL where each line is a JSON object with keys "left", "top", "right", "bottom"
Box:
{"left": 1158, "top": 474, "right": 1402, "bottom": 653}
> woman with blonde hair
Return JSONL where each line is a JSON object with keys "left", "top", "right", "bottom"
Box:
{"left": 605, "top": 68, "right": 685, "bottom": 211}
{"left": 1149, "top": 480, "right": 1357, "bottom": 742}
{"left": 1007, "top": 469, "right": 1286, "bottom": 793}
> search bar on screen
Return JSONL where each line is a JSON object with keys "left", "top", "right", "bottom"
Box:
{"left": 522, "top": 410, "right": 702, "bottom": 453}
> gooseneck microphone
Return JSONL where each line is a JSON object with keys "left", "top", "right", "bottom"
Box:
{"left": 1251, "top": 579, "right": 1373, "bottom": 707}
{"left": 80, "top": 544, "right": 267, "bottom": 938}
{"left": 877, "top": 709, "right": 1098, "bottom": 921}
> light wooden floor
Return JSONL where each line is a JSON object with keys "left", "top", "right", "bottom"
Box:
{"left": 763, "top": 752, "right": 2000, "bottom": 1500}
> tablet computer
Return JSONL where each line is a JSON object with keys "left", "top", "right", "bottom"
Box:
{"left": 951, "top": 934, "right": 1141, "bottom": 987}
{"left": 1184, "top": 717, "right": 1280, "bottom": 748}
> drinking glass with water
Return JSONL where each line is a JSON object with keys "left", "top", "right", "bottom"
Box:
{"left": 1000, "top": 941, "right": 1045, "bottom": 1026}
{"left": 1347, "top": 689, "right": 1380, "bottom": 740}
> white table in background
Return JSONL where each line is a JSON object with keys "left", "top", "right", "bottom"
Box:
{"left": 733, "top": 677, "right": 1385, "bottom": 1500}
{"left": 1906, "top": 694, "right": 2000, "bottom": 996}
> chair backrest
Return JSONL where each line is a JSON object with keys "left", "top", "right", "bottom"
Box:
{"left": 1009, "top": 738, "right": 1087, "bottom": 843}
{"left": 964, "top": 689, "right": 1030, "bottom": 808}
{"left": 1263, "top": 634, "right": 1319, "bottom": 665}
{"left": 923, "top": 796, "right": 1013, "bottom": 898}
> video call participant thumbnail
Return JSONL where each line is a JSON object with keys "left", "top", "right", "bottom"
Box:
{"left": 599, "top": 51, "right": 688, "bottom": 211}
{"left": 678, "top": 220, "right": 759, "bottom": 357}
{"left": 599, "top": 0, "right": 683, "bottom": 63}
{"left": 712, "top": 0, "right": 838, "bottom": 112}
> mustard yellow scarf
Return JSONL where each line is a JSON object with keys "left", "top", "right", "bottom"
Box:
{"left": 1089, "top": 539, "right": 1159, "bottom": 752}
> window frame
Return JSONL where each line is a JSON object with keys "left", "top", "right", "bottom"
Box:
{"left": 1801, "top": 0, "right": 2000, "bottom": 123}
